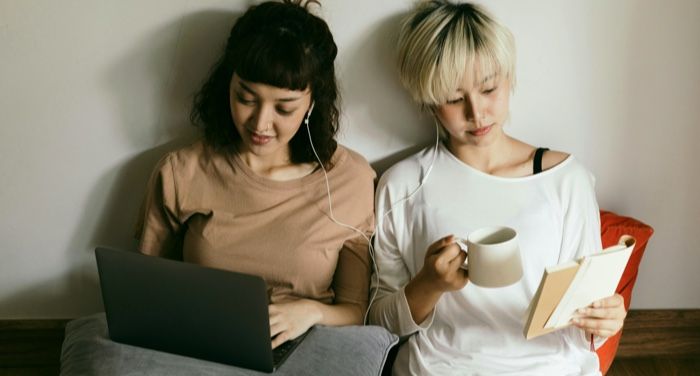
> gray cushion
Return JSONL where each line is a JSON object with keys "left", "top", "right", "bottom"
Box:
{"left": 60, "top": 313, "right": 398, "bottom": 376}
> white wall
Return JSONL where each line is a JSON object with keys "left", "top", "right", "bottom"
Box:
{"left": 1, "top": 0, "right": 698, "bottom": 318}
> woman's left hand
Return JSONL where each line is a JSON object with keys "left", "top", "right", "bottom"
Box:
{"left": 572, "top": 293, "right": 627, "bottom": 338}
{"left": 269, "top": 299, "right": 322, "bottom": 349}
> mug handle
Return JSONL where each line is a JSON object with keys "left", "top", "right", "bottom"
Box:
{"left": 456, "top": 238, "right": 469, "bottom": 270}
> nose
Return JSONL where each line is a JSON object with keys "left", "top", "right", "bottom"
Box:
{"left": 251, "top": 105, "right": 273, "bottom": 132}
{"left": 464, "top": 96, "right": 483, "bottom": 124}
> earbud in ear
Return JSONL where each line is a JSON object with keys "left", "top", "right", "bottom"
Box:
{"left": 305, "top": 102, "right": 315, "bottom": 126}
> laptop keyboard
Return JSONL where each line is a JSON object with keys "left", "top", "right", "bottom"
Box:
{"left": 272, "top": 335, "right": 304, "bottom": 366}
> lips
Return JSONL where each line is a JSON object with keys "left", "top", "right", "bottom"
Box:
{"left": 468, "top": 124, "right": 493, "bottom": 137}
{"left": 249, "top": 131, "right": 274, "bottom": 145}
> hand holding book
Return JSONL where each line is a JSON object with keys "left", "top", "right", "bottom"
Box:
{"left": 523, "top": 236, "right": 636, "bottom": 340}
{"left": 570, "top": 292, "right": 627, "bottom": 339}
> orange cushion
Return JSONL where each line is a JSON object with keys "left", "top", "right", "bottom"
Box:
{"left": 596, "top": 210, "right": 654, "bottom": 374}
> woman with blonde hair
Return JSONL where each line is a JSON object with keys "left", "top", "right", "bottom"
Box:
{"left": 369, "top": 1, "right": 626, "bottom": 374}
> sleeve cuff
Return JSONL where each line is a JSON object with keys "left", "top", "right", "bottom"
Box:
{"left": 592, "top": 333, "right": 607, "bottom": 349}
{"left": 577, "top": 329, "right": 607, "bottom": 351}
{"left": 398, "top": 286, "right": 436, "bottom": 333}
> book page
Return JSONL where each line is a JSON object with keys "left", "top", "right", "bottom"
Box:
{"left": 523, "top": 261, "right": 580, "bottom": 339}
{"left": 545, "top": 240, "right": 634, "bottom": 328}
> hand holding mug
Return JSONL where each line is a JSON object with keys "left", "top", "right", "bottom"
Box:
{"left": 416, "top": 235, "right": 469, "bottom": 293}
{"left": 458, "top": 226, "right": 523, "bottom": 288}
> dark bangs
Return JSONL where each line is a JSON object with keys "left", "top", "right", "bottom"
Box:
{"left": 191, "top": 1, "right": 340, "bottom": 167}
{"left": 234, "top": 31, "right": 312, "bottom": 91}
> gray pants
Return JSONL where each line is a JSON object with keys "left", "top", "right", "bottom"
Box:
{"left": 60, "top": 314, "right": 397, "bottom": 376}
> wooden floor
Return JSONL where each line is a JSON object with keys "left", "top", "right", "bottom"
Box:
{"left": 2, "top": 342, "right": 699, "bottom": 375}
{"left": 3, "top": 358, "right": 700, "bottom": 376}
{"left": 0, "top": 368, "right": 57, "bottom": 376}
{"left": 606, "top": 309, "right": 700, "bottom": 375}
{"left": 3, "top": 355, "right": 700, "bottom": 376}
{"left": 0, "top": 319, "right": 65, "bottom": 376}
{"left": 608, "top": 356, "right": 700, "bottom": 376}
{"left": 1, "top": 310, "right": 699, "bottom": 375}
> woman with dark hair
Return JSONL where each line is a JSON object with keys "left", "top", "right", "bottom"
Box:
{"left": 190, "top": 0, "right": 340, "bottom": 168}
{"left": 59, "top": 2, "right": 396, "bottom": 374}
{"left": 136, "top": 0, "right": 374, "bottom": 350}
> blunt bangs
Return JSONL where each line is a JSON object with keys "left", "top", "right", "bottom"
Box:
{"left": 234, "top": 29, "right": 312, "bottom": 91}
{"left": 191, "top": 1, "right": 340, "bottom": 166}
{"left": 397, "top": 1, "right": 516, "bottom": 106}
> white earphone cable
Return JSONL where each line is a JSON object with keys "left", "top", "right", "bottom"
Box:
{"left": 305, "top": 106, "right": 440, "bottom": 324}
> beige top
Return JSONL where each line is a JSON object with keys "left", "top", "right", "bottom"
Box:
{"left": 135, "top": 141, "right": 375, "bottom": 312}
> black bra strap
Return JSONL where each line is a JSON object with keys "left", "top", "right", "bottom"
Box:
{"left": 533, "top": 147, "right": 550, "bottom": 175}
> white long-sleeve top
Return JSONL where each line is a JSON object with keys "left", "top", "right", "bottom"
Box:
{"left": 369, "top": 143, "right": 603, "bottom": 376}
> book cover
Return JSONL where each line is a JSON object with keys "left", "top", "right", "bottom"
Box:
{"left": 523, "top": 235, "right": 636, "bottom": 340}
{"left": 523, "top": 262, "right": 580, "bottom": 339}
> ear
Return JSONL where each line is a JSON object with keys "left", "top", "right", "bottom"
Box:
{"left": 305, "top": 101, "right": 315, "bottom": 125}
{"left": 428, "top": 106, "right": 442, "bottom": 124}
{"left": 423, "top": 103, "right": 437, "bottom": 116}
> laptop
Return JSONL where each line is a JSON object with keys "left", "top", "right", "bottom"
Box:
{"left": 95, "top": 247, "right": 307, "bottom": 373}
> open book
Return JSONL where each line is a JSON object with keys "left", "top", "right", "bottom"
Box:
{"left": 523, "top": 235, "right": 636, "bottom": 340}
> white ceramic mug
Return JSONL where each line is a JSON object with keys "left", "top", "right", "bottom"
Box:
{"left": 458, "top": 226, "right": 523, "bottom": 288}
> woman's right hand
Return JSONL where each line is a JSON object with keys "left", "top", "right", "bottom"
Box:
{"left": 416, "top": 235, "right": 469, "bottom": 292}
{"left": 404, "top": 235, "right": 469, "bottom": 324}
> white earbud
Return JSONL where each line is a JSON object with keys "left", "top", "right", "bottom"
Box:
{"left": 305, "top": 102, "right": 315, "bottom": 125}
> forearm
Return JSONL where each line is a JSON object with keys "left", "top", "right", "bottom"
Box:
{"left": 404, "top": 273, "right": 442, "bottom": 325}
{"left": 368, "top": 285, "right": 437, "bottom": 337}
{"left": 308, "top": 300, "right": 364, "bottom": 327}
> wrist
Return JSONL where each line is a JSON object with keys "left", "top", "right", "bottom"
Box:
{"left": 410, "top": 271, "right": 442, "bottom": 296}
{"left": 405, "top": 273, "right": 442, "bottom": 309}
{"left": 304, "top": 299, "right": 324, "bottom": 325}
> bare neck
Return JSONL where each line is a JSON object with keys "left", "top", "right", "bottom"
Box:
{"left": 240, "top": 151, "right": 316, "bottom": 181}
{"left": 447, "top": 134, "right": 536, "bottom": 177}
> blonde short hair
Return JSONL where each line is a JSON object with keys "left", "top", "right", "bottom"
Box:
{"left": 397, "top": 1, "right": 516, "bottom": 105}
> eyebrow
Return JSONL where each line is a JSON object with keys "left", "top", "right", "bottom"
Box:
{"left": 237, "top": 81, "right": 305, "bottom": 103}
{"left": 479, "top": 74, "right": 497, "bottom": 85}
{"left": 456, "top": 74, "right": 498, "bottom": 93}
